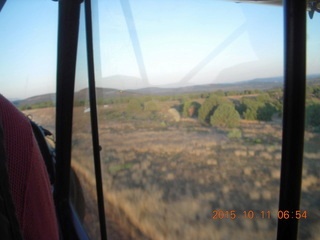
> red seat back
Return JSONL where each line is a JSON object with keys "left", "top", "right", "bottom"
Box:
{"left": 0, "top": 95, "right": 59, "bottom": 240}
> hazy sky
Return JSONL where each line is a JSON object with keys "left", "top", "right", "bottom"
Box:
{"left": 0, "top": 0, "right": 319, "bottom": 99}
{"left": 0, "top": 0, "right": 58, "bottom": 99}
{"left": 97, "top": 0, "right": 283, "bottom": 89}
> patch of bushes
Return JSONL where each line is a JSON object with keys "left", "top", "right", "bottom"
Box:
{"left": 182, "top": 101, "right": 201, "bottom": 118}
{"left": 126, "top": 98, "right": 143, "bottom": 112}
{"left": 144, "top": 100, "right": 159, "bottom": 113}
{"left": 210, "top": 103, "right": 240, "bottom": 128}
{"left": 306, "top": 103, "right": 320, "bottom": 131}
{"left": 198, "top": 95, "right": 225, "bottom": 123}
{"left": 227, "top": 128, "right": 242, "bottom": 139}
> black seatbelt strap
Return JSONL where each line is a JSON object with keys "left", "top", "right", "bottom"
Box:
{"left": 30, "top": 121, "right": 56, "bottom": 185}
{"left": 0, "top": 123, "right": 23, "bottom": 240}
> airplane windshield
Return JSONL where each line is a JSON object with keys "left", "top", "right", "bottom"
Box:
{"left": 0, "top": 1, "right": 319, "bottom": 239}
{"left": 90, "top": 1, "right": 285, "bottom": 239}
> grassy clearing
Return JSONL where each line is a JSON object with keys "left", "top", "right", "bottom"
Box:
{"left": 24, "top": 101, "right": 320, "bottom": 240}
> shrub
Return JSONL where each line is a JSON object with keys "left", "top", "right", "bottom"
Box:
{"left": 243, "top": 108, "right": 257, "bottom": 120}
{"left": 214, "top": 90, "right": 225, "bottom": 97}
{"left": 312, "top": 86, "right": 320, "bottom": 98}
{"left": 144, "top": 100, "right": 159, "bottom": 113}
{"left": 126, "top": 98, "right": 143, "bottom": 112}
{"left": 20, "top": 105, "right": 32, "bottom": 110}
{"left": 227, "top": 128, "right": 242, "bottom": 139}
{"left": 241, "top": 96, "right": 278, "bottom": 121}
{"left": 198, "top": 95, "right": 225, "bottom": 123}
{"left": 242, "top": 98, "right": 263, "bottom": 120}
{"left": 182, "top": 101, "right": 201, "bottom": 118}
{"left": 210, "top": 103, "right": 240, "bottom": 128}
{"left": 306, "top": 103, "right": 320, "bottom": 129}
{"left": 257, "top": 103, "right": 277, "bottom": 121}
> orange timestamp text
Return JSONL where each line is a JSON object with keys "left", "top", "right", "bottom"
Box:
{"left": 212, "top": 210, "right": 308, "bottom": 220}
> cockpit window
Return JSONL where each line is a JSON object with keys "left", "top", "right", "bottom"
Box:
{"left": 90, "top": 1, "right": 319, "bottom": 239}
{"left": 92, "top": 1, "right": 288, "bottom": 239}
{"left": 299, "top": 12, "right": 320, "bottom": 240}
{"left": 1, "top": 1, "right": 319, "bottom": 239}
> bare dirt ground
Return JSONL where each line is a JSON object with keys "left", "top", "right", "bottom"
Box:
{"left": 25, "top": 105, "right": 320, "bottom": 240}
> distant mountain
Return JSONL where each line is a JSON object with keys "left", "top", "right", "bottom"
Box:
{"left": 136, "top": 74, "right": 318, "bottom": 95}
{"left": 129, "top": 76, "right": 285, "bottom": 95}
{"left": 243, "top": 76, "right": 284, "bottom": 84}
{"left": 12, "top": 74, "right": 320, "bottom": 107}
{"left": 8, "top": 97, "right": 21, "bottom": 102}
{"left": 13, "top": 93, "right": 55, "bottom": 107}
{"left": 74, "top": 87, "right": 140, "bottom": 101}
{"left": 13, "top": 87, "right": 139, "bottom": 108}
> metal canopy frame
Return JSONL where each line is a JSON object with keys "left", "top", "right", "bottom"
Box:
{"left": 84, "top": 0, "right": 108, "bottom": 239}
{"left": 53, "top": 0, "right": 308, "bottom": 239}
{"left": 54, "top": 0, "right": 90, "bottom": 239}
{"left": 54, "top": 0, "right": 107, "bottom": 239}
{"left": 277, "top": 0, "right": 306, "bottom": 239}
{"left": 0, "top": 0, "right": 6, "bottom": 12}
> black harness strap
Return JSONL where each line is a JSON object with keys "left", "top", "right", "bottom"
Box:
{"left": 0, "top": 123, "right": 23, "bottom": 240}
{"left": 30, "top": 121, "right": 56, "bottom": 185}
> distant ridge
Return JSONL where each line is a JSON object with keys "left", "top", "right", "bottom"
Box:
{"left": 130, "top": 76, "right": 285, "bottom": 95}
{"left": 13, "top": 87, "right": 140, "bottom": 108}
{"left": 13, "top": 93, "right": 56, "bottom": 107}
{"left": 13, "top": 74, "right": 320, "bottom": 107}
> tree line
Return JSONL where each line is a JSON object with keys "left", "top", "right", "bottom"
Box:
{"left": 181, "top": 85, "right": 320, "bottom": 131}
{"left": 18, "top": 83, "right": 320, "bottom": 132}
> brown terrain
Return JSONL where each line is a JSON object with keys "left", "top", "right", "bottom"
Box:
{"left": 24, "top": 100, "right": 320, "bottom": 240}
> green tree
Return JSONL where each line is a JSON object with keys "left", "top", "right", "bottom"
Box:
{"left": 182, "top": 101, "right": 201, "bottom": 118}
{"left": 241, "top": 93, "right": 281, "bottom": 121}
{"left": 225, "top": 90, "right": 240, "bottom": 97}
{"left": 198, "top": 95, "right": 225, "bottom": 123}
{"left": 20, "top": 105, "right": 32, "bottom": 110}
{"left": 210, "top": 103, "right": 240, "bottom": 128}
{"left": 306, "top": 103, "right": 320, "bottom": 129}
{"left": 257, "top": 103, "right": 277, "bottom": 121}
{"left": 242, "top": 98, "right": 264, "bottom": 120}
{"left": 256, "top": 93, "right": 272, "bottom": 103}
{"left": 312, "top": 86, "right": 320, "bottom": 99}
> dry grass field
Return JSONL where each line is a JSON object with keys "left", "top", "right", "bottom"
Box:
{"left": 24, "top": 100, "right": 320, "bottom": 240}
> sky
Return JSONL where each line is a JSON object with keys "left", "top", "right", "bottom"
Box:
{"left": 0, "top": 0, "right": 320, "bottom": 99}
{"left": 97, "top": 0, "right": 283, "bottom": 89}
